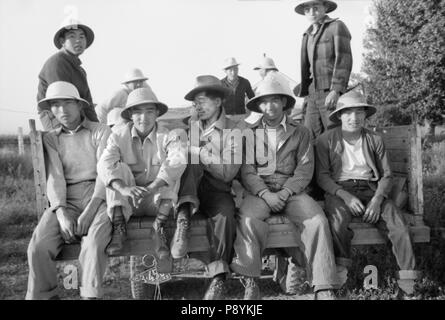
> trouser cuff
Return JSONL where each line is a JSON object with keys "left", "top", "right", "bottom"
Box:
{"left": 80, "top": 285, "right": 103, "bottom": 299}
{"left": 336, "top": 257, "right": 352, "bottom": 268}
{"left": 230, "top": 260, "right": 261, "bottom": 278}
{"left": 398, "top": 270, "right": 422, "bottom": 280}
{"left": 176, "top": 196, "right": 199, "bottom": 216}
{"left": 206, "top": 260, "right": 230, "bottom": 278}
{"left": 25, "top": 287, "right": 59, "bottom": 300}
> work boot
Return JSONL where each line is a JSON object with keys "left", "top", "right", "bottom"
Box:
{"left": 106, "top": 209, "right": 127, "bottom": 255}
{"left": 203, "top": 275, "right": 226, "bottom": 300}
{"left": 153, "top": 220, "right": 170, "bottom": 261}
{"left": 241, "top": 277, "right": 261, "bottom": 300}
{"left": 314, "top": 289, "right": 337, "bottom": 300}
{"left": 171, "top": 205, "right": 191, "bottom": 259}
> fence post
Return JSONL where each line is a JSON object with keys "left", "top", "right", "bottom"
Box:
{"left": 17, "top": 127, "right": 24, "bottom": 155}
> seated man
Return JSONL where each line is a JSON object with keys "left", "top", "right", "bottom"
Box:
{"left": 27, "top": 81, "right": 112, "bottom": 300}
{"left": 97, "top": 87, "right": 187, "bottom": 259}
{"left": 315, "top": 90, "right": 420, "bottom": 295}
{"left": 231, "top": 78, "right": 341, "bottom": 300}
{"left": 171, "top": 75, "right": 243, "bottom": 299}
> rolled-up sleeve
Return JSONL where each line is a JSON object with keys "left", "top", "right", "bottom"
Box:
{"left": 92, "top": 125, "right": 111, "bottom": 198}
{"left": 97, "top": 132, "right": 126, "bottom": 187}
{"left": 156, "top": 129, "right": 188, "bottom": 186}
{"left": 43, "top": 133, "right": 67, "bottom": 210}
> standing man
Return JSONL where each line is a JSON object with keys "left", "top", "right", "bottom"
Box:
{"left": 295, "top": 0, "right": 352, "bottom": 139}
{"left": 95, "top": 68, "right": 153, "bottom": 125}
{"left": 315, "top": 90, "right": 420, "bottom": 295}
{"left": 27, "top": 81, "right": 111, "bottom": 300}
{"left": 97, "top": 87, "right": 187, "bottom": 258}
{"left": 221, "top": 57, "right": 255, "bottom": 124}
{"left": 170, "top": 75, "right": 243, "bottom": 299}
{"left": 37, "top": 20, "right": 98, "bottom": 130}
{"left": 231, "top": 78, "right": 341, "bottom": 300}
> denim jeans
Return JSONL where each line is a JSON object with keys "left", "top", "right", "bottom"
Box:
{"left": 324, "top": 179, "right": 416, "bottom": 271}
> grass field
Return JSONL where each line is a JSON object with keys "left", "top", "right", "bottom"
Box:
{"left": 1, "top": 138, "right": 445, "bottom": 300}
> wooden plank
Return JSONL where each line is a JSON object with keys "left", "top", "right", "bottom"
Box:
{"left": 351, "top": 225, "right": 430, "bottom": 245}
{"left": 29, "top": 119, "right": 49, "bottom": 219}
{"left": 389, "top": 161, "right": 409, "bottom": 174}
{"left": 410, "top": 124, "right": 424, "bottom": 215}
{"left": 381, "top": 136, "right": 410, "bottom": 150}
{"left": 374, "top": 125, "right": 412, "bottom": 137}
{"left": 386, "top": 150, "right": 410, "bottom": 163}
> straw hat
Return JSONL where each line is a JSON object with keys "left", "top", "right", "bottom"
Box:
{"left": 38, "top": 81, "right": 89, "bottom": 110}
{"left": 121, "top": 88, "right": 168, "bottom": 121}
{"left": 246, "top": 78, "right": 295, "bottom": 113}
{"left": 222, "top": 57, "right": 240, "bottom": 70}
{"left": 328, "top": 90, "right": 376, "bottom": 123}
{"left": 294, "top": 0, "right": 337, "bottom": 15}
{"left": 121, "top": 68, "right": 148, "bottom": 84}
{"left": 184, "top": 75, "right": 231, "bottom": 101}
{"left": 253, "top": 57, "right": 279, "bottom": 71}
{"left": 53, "top": 19, "right": 94, "bottom": 49}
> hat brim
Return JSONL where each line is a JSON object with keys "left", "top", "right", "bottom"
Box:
{"left": 54, "top": 24, "right": 95, "bottom": 49}
{"left": 184, "top": 85, "right": 231, "bottom": 101}
{"left": 295, "top": 1, "right": 337, "bottom": 15}
{"left": 121, "top": 77, "right": 148, "bottom": 84}
{"left": 222, "top": 63, "right": 240, "bottom": 70}
{"left": 328, "top": 104, "right": 377, "bottom": 123}
{"left": 38, "top": 95, "right": 90, "bottom": 110}
{"left": 246, "top": 93, "right": 296, "bottom": 114}
{"left": 121, "top": 100, "right": 168, "bottom": 121}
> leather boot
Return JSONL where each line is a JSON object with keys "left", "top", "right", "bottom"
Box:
{"left": 241, "top": 277, "right": 261, "bottom": 300}
{"left": 170, "top": 204, "right": 191, "bottom": 259}
{"left": 203, "top": 275, "right": 226, "bottom": 300}
{"left": 106, "top": 207, "right": 127, "bottom": 255}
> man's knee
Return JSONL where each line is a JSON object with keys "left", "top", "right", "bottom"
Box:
{"left": 27, "top": 237, "right": 55, "bottom": 260}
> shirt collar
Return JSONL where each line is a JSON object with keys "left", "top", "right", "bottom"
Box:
{"left": 55, "top": 117, "right": 92, "bottom": 135}
{"left": 304, "top": 15, "right": 334, "bottom": 35}
{"left": 262, "top": 114, "right": 287, "bottom": 133}
{"left": 198, "top": 109, "right": 227, "bottom": 133}
{"left": 131, "top": 123, "right": 157, "bottom": 144}
{"left": 61, "top": 48, "right": 82, "bottom": 66}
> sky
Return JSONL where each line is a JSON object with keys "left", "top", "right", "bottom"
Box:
{"left": 0, "top": 0, "right": 373, "bottom": 134}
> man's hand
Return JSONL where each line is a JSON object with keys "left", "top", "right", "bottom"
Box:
{"left": 118, "top": 186, "right": 148, "bottom": 208}
{"left": 262, "top": 191, "right": 285, "bottom": 213}
{"left": 336, "top": 189, "right": 365, "bottom": 216}
{"left": 363, "top": 195, "right": 383, "bottom": 224}
{"left": 56, "top": 207, "right": 77, "bottom": 243}
{"left": 277, "top": 189, "right": 291, "bottom": 202}
{"left": 325, "top": 90, "right": 340, "bottom": 111}
{"left": 76, "top": 197, "right": 102, "bottom": 236}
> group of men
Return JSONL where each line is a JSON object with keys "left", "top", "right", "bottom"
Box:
{"left": 27, "top": 0, "right": 420, "bottom": 300}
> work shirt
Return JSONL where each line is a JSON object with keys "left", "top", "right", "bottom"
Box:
{"left": 98, "top": 122, "right": 187, "bottom": 191}
{"left": 190, "top": 110, "right": 244, "bottom": 192}
{"left": 37, "top": 49, "right": 98, "bottom": 122}
{"left": 43, "top": 118, "right": 111, "bottom": 210}
{"left": 221, "top": 76, "right": 255, "bottom": 115}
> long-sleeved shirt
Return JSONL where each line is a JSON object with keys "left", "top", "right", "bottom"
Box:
{"left": 221, "top": 76, "right": 255, "bottom": 115}
{"left": 189, "top": 110, "right": 244, "bottom": 192}
{"left": 43, "top": 118, "right": 111, "bottom": 210}
{"left": 98, "top": 122, "right": 187, "bottom": 192}
{"left": 298, "top": 16, "right": 352, "bottom": 96}
{"left": 241, "top": 116, "right": 314, "bottom": 196}
{"left": 315, "top": 126, "right": 393, "bottom": 198}
{"left": 37, "top": 49, "right": 98, "bottom": 122}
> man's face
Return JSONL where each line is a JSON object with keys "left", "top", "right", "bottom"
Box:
{"left": 258, "top": 95, "right": 286, "bottom": 122}
{"left": 130, "top": 104, "right": 159, "bottom": 135}
{"left": 339, "top": 107, "right": 366, "bottom": 133}
{"left": 50, "top": 99, "right": 83, "bottom": 128}
{"left": 60, "top": 28, "right": 87, "bottom": 56}
{"left": 224, "top": 66, "right": 239, "bottom": 81}
{"left": 127, "top": 80, "right": 145, "bottom": 91}
{"left": 193, "top": 92, "right": 221, "bottom": 121}
{"left": 259, "top": 68, "right": 267, "bottom": 79}
{"left": 303, "top": 2, "right": 327, "bottom": 24}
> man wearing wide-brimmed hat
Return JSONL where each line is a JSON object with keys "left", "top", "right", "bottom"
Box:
{"left": 97, "top": 87, "right": 187, "bottom": 259}
{"left": 172, "top": 75, "right": 245, "bottom": 299}
{"left": 37, "top": 19, "right": 98, "bottom": 131}
{"left": 27, "top": 81, "right": 112, "bottom": 300}
{"left": 295, "top": 0, "right": 352, "bottom": 139}
{"left": 230, "top": 78, "right": 341, "bottom": 300}
{"left": 96, "top": 68, "right": 154, "bottom": 125}
{"left": 315, "top": 90, "right": 420, "bottom": 296}
{"left": 220, "top": 57, "right": 255, "bottom": 124}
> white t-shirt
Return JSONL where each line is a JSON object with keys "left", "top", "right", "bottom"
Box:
{"left": 338, "top": 137, "right": 372, "bottom": 181}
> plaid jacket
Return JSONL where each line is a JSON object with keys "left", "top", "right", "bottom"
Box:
{"left": 298, "top": 16, "right": 352, "bottom": 97}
